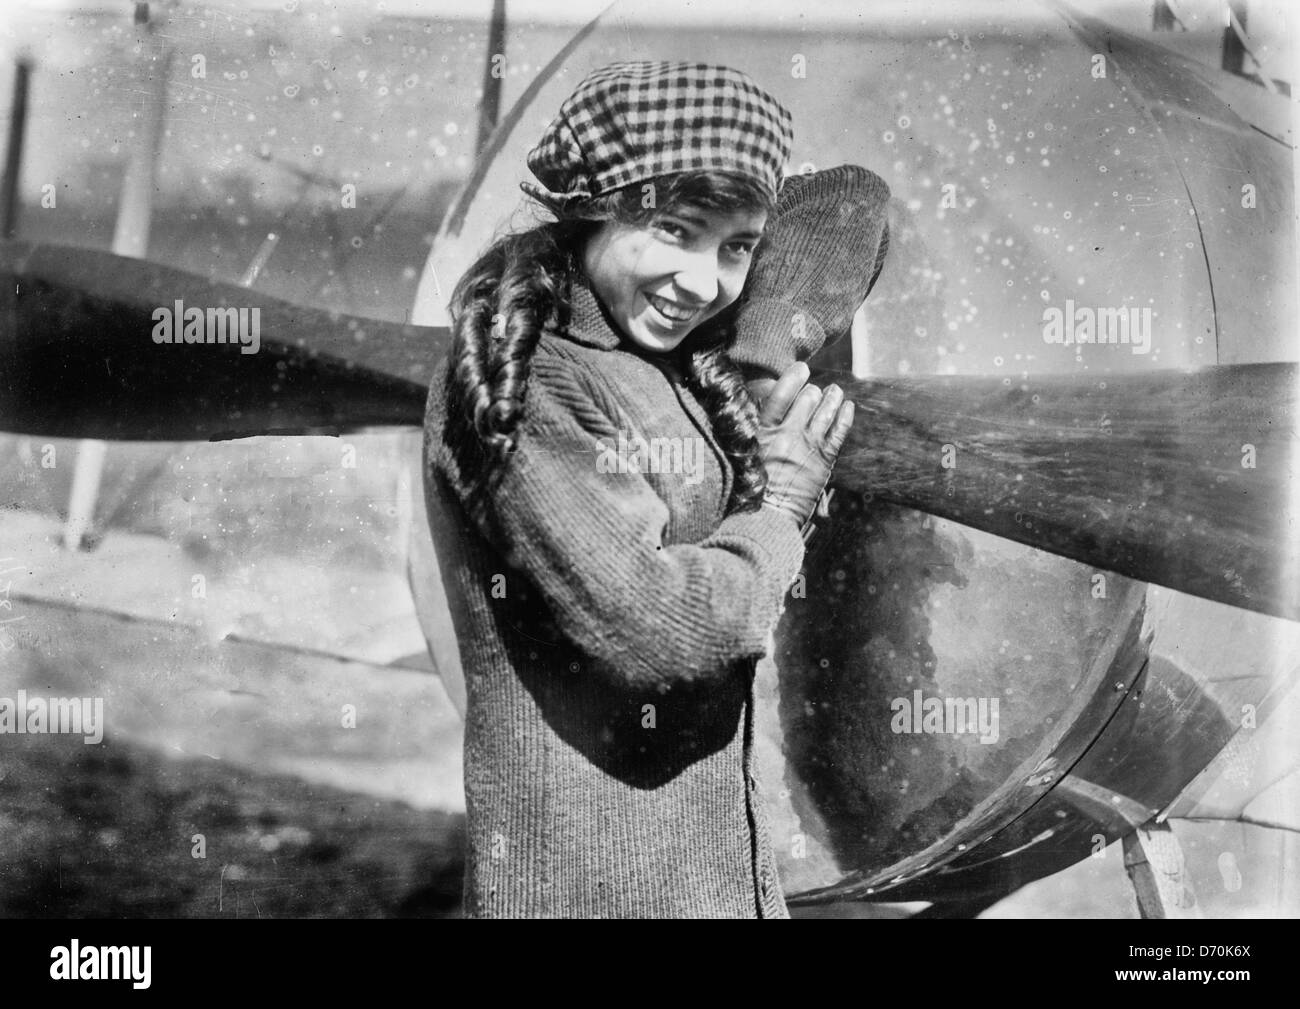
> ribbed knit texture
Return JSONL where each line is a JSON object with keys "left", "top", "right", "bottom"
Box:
{"left": 423, "top": 275, "right": 806, "bottom": 918}
{"left": 730, "top": 165, "right": 891, "bottom": 380}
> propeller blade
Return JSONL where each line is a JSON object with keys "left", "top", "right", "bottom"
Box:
{"left": 0, "top": 240, "right": 438, "bottom": 440}
{"left": 823, "top": 363, "right": 1297, "bottom": 623}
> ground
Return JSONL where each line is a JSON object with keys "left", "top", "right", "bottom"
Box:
{"left": 0, "top": 732, "right": 464, "bottom": 919}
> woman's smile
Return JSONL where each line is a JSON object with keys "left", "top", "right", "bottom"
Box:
{"left": 643, "top": 290, "right": 706, "bottom": 328}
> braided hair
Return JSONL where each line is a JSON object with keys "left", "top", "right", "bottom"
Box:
{"left": 443, "top": 170, "right": 774, "bottom": 522}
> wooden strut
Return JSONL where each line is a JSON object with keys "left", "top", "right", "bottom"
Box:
{"left": 0, "top": 240, "right": 1295, "bottom": 623}
{"left": 1122, "top": 821, "right": 1203, "bottom": 919}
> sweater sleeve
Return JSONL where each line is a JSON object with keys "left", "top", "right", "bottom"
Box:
{"left": 431, "top": 353, "right": 807, "bottom": 693}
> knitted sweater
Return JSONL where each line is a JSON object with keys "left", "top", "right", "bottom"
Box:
{"left": 422, "top": 274, "right": 807, "bottom": 918}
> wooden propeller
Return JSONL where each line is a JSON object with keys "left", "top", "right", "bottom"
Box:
{"left": 2, "top": 240, "right": 1294, "bottom": 621}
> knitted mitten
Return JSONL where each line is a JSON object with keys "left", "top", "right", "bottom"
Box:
{"left": 730, "top": 165, "right": 890, "bottom": 380}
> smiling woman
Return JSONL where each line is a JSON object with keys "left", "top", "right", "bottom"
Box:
{"left": 420, "top": 61, "right": 878, "bottom": 918}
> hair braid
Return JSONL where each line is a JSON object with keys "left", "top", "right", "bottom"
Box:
{"left": 681, "top": 326, "right": 768, "bottom": 513}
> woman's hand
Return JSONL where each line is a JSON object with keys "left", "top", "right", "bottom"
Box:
{"left": 753, "top": 361, "right": 854, "bottom": 531}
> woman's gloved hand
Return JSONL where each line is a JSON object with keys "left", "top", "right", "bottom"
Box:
{"left": 756, "top": 361, "right": 854, "bottom": 535}
{"left": 730, "top": 164, "right": 890, "bottom": 382}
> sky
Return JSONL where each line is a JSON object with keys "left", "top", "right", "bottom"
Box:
{"left": 7, "top": 0, "right": 1295, "bottom": 74}
{"left": 13, "top": 0, "right": 1033, "bottom": 22}
{"left": 6, "top": 0, "right": 1287, "bottom": 30}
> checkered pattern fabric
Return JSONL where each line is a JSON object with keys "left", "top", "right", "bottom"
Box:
{"left": 524, "top": 61, "right": 793, "bottom": 205}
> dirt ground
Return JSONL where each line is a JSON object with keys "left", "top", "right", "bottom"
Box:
{"left": 0, "top": 732, "right": 464, "bottom": 919}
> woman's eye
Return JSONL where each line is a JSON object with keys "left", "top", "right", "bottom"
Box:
{"left": 725, "top": 241, "right": 756, "bottom": 259}
{"left": 653, "top": 220, "right": 687, "bottom": 240}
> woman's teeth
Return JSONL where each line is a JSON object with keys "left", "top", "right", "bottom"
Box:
{"left": 647, "top": 293, "right": 697, "bottom": 324}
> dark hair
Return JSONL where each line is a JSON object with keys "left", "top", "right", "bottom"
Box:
{"left": 443, "top": 170, "right": 775, "bottom": 521}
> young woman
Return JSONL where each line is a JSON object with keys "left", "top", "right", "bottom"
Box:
{"left": 423, "top": 61, "right": 889, "bottom": 918}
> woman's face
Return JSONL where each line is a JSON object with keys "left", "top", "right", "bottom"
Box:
{"left": 582, "top": 203, "right": 768, "bottom": 354}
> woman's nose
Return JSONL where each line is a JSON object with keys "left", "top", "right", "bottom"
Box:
{"left": 672, "top": 250, "right": 720, "bottom": 305}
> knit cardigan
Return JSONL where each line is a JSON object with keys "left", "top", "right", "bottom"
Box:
{"left": 422, "top": 274, "right": 808, "bottom": 918}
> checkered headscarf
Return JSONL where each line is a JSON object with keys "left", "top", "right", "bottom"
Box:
{"left": 523, "top": 61, "right": 793, "bottom": 206}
